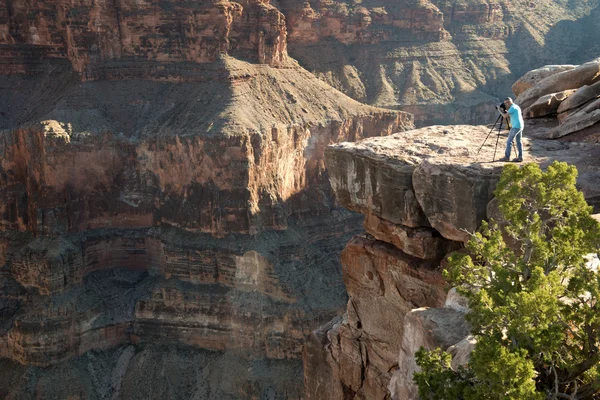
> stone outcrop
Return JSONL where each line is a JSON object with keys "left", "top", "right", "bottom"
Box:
{"left": 0, "top": 0, "right": 416, "bottom": 397}
{"left": 516, "top": 58, "right": 600, "bottom": 142}
{"left": 325, "top": 125, "right": 600, "bottom": 243}
{"left": 278, "top": 0, "right": 599, "bottom": 126}
{"left": 517, "top": 58, "right": 600, "bottom": 110}
{"left": 512, "top": 65, "right": 577, "bottom": 97}
{"left": 304, "top": 124, "right": 600, "bottom": 399}
{"left": 1, "top": 61, "right": 409, "bottom": 238}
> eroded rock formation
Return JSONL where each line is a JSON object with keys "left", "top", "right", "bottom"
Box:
{"left": 0, "top": 0, "right": 414, "bottom": 398}
{"left": 517, "top": 58, "right": 600, "bottom": 142}
{"left": 304, "top": 125, "right": 600, "bottom": 399}
{"left": 278, "top": 0, "right": 600, "bottom": 126}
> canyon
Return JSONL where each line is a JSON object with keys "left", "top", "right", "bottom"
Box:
{"left": 0, "top": 0, "right": 413, "bottom": 397}
{"left": 304, "top": 58, "right": 600, "bottom": 399}
{"left": 305, "top": 123, "right": 600, "bottom": 399}
{"left": 1, "top": 0, "right": 599, "bottom": 398}
{"left": 279, "top": 0, "right": 600, "bottom": 126}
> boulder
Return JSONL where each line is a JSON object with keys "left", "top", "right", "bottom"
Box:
{"left": 448, "top": 335, "right": 477, "bottom": 370}
{"left": 523, "top": 89, "right": 576, "bottom": 119}
{"left": 512, "top": 65, "right": 577, "bottom": 97}
{"left": 550, "top": 98, "right": 600, "bottom": 139}
{"left": 557, "top": 80, "right": 600, "bottom": 114}
{"left": 517, "top": 58, "right": 600, "bottom": 110}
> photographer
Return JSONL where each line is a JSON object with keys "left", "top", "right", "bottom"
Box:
{"left": 497, "top": 97, "right": 524, "bottom": 162}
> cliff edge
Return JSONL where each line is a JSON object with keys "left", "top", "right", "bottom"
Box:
{"left": 305, "top": 124, "right": 600, "bottom": 399}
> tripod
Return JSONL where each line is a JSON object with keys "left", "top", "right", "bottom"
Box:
{"left": 476, "top": 114, "right": 516, "bottom": 161}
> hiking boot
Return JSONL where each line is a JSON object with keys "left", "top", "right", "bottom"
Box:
{"left": 512, "top": 157, "right": 523, "bottom": 163}
{"left": 497, "top": 157, "right": 509, "bottom": 162}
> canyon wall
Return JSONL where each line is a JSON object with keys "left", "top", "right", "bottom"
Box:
{"left": 0, "top": 0, "right": 414, "bottom": 398}
{"left": 305, "top": 124, "right": 600, "bottom": 399}
{"left": 277, "top": 0, "right": 600, "bottom": 126}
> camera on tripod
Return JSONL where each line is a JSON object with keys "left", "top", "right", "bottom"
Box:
{"left": 476, "top": 101, "right": 515, "bottom": 161}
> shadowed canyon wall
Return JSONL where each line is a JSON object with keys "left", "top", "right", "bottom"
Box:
{"left": 0, "top": 0, "right": 414, "bottom": 398}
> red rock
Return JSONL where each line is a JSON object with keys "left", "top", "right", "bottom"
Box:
{"left": 0, "top": 1, "right": 413, "bottom": 393}
{"left": 0, "top": 0, "right": 288, "bottom": 74}
{"left": 304, "top": 235, "right": 447, "bottom": 399}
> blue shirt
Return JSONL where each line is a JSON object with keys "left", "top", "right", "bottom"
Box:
{"left": 507, "top": 104, "right": 523, "bottom": 129}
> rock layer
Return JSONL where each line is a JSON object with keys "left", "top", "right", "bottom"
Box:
{"left": 517, "top": 58, "right": 600, "bottom": 142}
{"left": 0, "top": 0, "right": 415, "bottom": 397}
{"left": 305, "top": 124, "right": 600, "bottom": 399}
{"left": 279, "top": 0, "right": 600, "bottom": 126}
{"left": 0, "top": 0, "right": 288, "bottom": 74}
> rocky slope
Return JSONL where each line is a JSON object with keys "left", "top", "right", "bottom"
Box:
{"left": 304, "top": 125, "right": 600, "bottom": 399}
{"left": 0, "top": 0, "right": 414, "bottom": 398}
{"left": 277, "top": 0, "right": 600, "bottom": 126}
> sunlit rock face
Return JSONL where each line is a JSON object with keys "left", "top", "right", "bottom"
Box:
{"left": 277, "top": 0, "right": 600, "bottom": 126}
{"left": 0, "top": 0, "right": 415, "bottom": 397}
{"left": 0, "top": 0, "right": 288, "bottom": 74}
{"left": 516, "top": 58, "right": 600, "bottom": 142}
{"left": 304, "top": 124, "right": 600, "bottom": 399}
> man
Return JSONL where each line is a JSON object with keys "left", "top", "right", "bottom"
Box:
{"left": 497, "top": 97, "right": 524, "bottom": 162}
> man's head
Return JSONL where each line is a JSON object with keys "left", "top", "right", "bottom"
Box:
{"left": 504, "top": 97, "right": 514, "bottom": 108}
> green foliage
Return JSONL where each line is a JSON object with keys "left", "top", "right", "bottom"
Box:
{"left": 414, "top": 348, "right": 473, "bottom": 400}
{"left": 414, "top": 161, "right": 600, "bottom": 399}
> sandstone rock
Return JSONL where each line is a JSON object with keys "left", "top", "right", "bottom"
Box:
{"left": 550, "top": 98, "right": 600, "bottom": 139}
{"left": 0, "top": 212, "right": 361, "bottom": 369}
{"left": 364, "top": 212, "right": 460, "bottom": 260}
{"left": 327, "top": 125, "right": 600, "bottom": 243}
{"left": 445, "top": 287, "right": 470, "bottom": 313}
{"left": 517, "top": 58, "right": 600, "bottom": 110}
{"left": 325, "top": 140, "right": 429, "bottom": 228}
{"left": 557, "top": 80, "right": 600, "bottom": 114}
{"left": 448, "top": 335, "right": 477, "bottom": 370}
{"left": 523, "top": 89, "right": 576, "bottom": 119}
{"left": 0, "top": 0, "right": 289, "bottom": 74}
{"left": 340, "top": 236, "right": 446, "bottom": 349}
{"left": 0, "top": 54, "right": 410, "bottom": 387}
{"left": 304, "top": 235, "right": 447, "bottom": 399}
{"left": 0, "top": 59, "right": 411, "bottom": 238}
{"left": 280, "top": 0, "right": 599, "bottom": 126}
{"left": 0, "top": 0, "right": 418, "bottom": 394}
{"left": 388, "top": 306, "right": 470, "bottom": 400}
{"left": 412, "top": 158, "right": 501, "bottom": 242}
{"left": 302, "top": 315, "right": 346, "bottom": 400}
{"left": 512, "top": 65, "right": 577, "bottom": 97}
